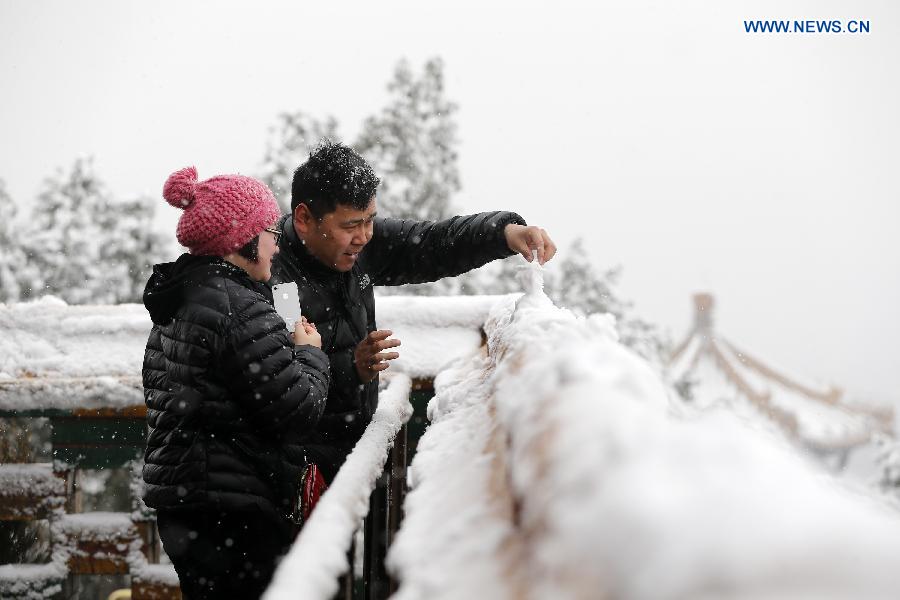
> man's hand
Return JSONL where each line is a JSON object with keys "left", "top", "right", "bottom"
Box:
{"left": 354, "top": 330, "right": 401, "bottom": 383}
{"left": 504, "top": 224, "right": 557, "bottom": 265}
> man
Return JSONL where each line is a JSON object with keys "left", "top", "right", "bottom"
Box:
{"left": 269, "top": 141, "right": 555, "bottom": 480}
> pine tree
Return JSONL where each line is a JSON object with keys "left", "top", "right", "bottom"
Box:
{"left": 0, "top": 180, "right": 24, "bottom": 303}
{"left": 361, "top": 57, "right": 464, "bottom": 297}
{"left": 259, "top": 112, "right": 340, "bottom": 214}
{"left": 20, "top": 158, "right": 170, "bottom": 304}
{"left": 457, "top": 257, "right": 524, "bottom": 296}
{"left": 544, "top": 238, "right": 667, "bottom": 366}
{"left": 355, "top": 57, "right": 460, "bottom": 221}
{"left": 447, "top": 238, "right": 668, "bottom": 366}
{"left": 98, "top": 195, "right": 172, "bottom": 303}
{"left": 19, "top": 158, "right": 108, "bottom": 303}
{"left": 548, "top": 238, "right": 627, "bottom": 318}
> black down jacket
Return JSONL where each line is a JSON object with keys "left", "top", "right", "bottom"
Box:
{"left": 269, "top": 211, "right": 525, "bottom": 480}
{"left": 141, "top": 253, "right": 329, "bottom": 522}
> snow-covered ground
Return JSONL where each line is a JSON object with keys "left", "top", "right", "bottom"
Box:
{"left": 388, "top": 274, "right": 900, "bottom": 599}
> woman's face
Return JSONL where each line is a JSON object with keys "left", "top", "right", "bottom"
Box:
{"left": 245, "top": 227, "right": 280, "bottom": 282}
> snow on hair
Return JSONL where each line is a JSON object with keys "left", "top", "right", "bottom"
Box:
{"left": 162, "top": 166, "right": 198, "bottom": 209}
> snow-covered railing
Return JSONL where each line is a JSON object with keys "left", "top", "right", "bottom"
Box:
{"left": 388, "top": 280, "right": 900, "bottom": 599}
{"left": 0, "top": 463, "right": 66, "bottom": 520}
{"left": 264, "top": 373, "right": 413, "bottom": 600}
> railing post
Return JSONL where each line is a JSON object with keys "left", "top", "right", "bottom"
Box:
{"left": 362, "top": 422, "right": 408, "bottom": 600}
{"left": 363, "top": 468, "right": 388, "bottom": 600}
{"left": 386, "top": 423, "right": 407, "bottom": 595}
{"left": 335, "top": 537, "right": 356, "bottom": 600}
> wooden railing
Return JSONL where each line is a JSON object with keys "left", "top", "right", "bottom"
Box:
{"left": 0, "top": 404, "right": 177, "bottom": 599}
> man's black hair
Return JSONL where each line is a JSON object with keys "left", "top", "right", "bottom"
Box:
{"left": 237, "top": 235, "right": 260, "bottom": 263}
{"left": 290, "top": 140, "right": 380, "bottom": 219}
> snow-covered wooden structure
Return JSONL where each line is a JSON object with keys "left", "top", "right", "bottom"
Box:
{"left": 0, "top": 294, "right": 498, "bottom": 599}
{"left": 667, "top": 293, "right": 892, "bottom": 463}
{"left": 0, "top": 297, "right": 177, "bottom": 599}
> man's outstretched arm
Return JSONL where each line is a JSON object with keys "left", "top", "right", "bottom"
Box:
{"left": 365, "top": 211, "right": 555, "bottom": 286}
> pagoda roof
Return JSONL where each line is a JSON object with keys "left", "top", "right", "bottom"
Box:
{"left": 667, "top": 293, "right": 892, "bottom": 452}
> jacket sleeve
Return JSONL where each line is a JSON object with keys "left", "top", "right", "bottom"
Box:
{"left": 328, "top": 347, "right": 362, "bottom": 405}
{"left": 364, "top": 211, "right": 527, "bottom": 286}
{"left": 219, "top": 291, "right": 330, "bottom": 435}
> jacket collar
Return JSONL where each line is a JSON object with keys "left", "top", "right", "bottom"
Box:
{"left": 143, "top": 254, "right": 264, "bottom": 325}
{"left": 280, "top": 214, "right": 342, "bottom": 280}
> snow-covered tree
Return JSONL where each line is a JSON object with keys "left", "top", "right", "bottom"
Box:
{"left": 98, "top": 195, "right": 172, "bottom": 303}
{"left": 356, "top": 57, "right": 460, "bottom": 221}
{"left": 360, "top": 57, "right": 465, "bottom": 296}
{"left": 544, "top": 238, "right": 667, "bottom": 366}
{"left": 261, "top": 58, "right": 457, "bottom": 222}
{"left": 259, "top": 112, "right": 340, "bottom": 213}
{"left": 421, "top": 238, "right": 668, "bottom": 366}
{"left": 19, "top": 158, "right": 170, "bottom": 304}
{"left": 19, "top": 158, "right": 107, "bottom": 303}
{"left": 547, "top": 238, "right": 627, "bottom": 318}
{"left": 0, "top": 179, "right": 24, "bottom": 303}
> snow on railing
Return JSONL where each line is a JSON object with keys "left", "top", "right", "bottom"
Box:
{"left": 263, "top": 373, "right": 413, "bottom": 600}
{"left": 0, "top": 463, "right": 66, "bottom": 500}
{"left": 388, "top": 278, "right": 900, "bottom": 599}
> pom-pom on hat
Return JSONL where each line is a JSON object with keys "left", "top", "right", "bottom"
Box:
{"left": 162, "top": 167, "right": 281, "bottom": 256}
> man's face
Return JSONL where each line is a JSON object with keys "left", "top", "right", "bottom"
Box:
{"left": 293, "top": 198, "right": 377, "bottom": 272}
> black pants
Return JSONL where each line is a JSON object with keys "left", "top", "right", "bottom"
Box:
{"left": 157, "top": 509, "right": 295, "bottom": 600}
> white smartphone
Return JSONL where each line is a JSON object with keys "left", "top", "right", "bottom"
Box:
{"left": 272, "top": 282, "right": 302, "bottom": 332}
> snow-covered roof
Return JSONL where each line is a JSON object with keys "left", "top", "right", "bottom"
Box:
{"left": 667, "top": 293, "right": 892, "bottom": 452}
{"left": 0, "top": 294, "right": 501, "bottom": 411}
{"left": 0, "top": 296, "right": 148, "bottom": 411}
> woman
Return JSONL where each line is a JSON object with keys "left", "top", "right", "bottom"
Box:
{"left": 141, "top": 166, "right": 329, "bottom": 599}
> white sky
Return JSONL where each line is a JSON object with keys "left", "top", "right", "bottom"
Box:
{"left": 1, "top": 0, "right": 898, "bottom": 405}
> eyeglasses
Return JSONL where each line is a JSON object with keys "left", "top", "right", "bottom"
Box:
{"left": 264, "top": 227, "right": 283, "bottom": 245}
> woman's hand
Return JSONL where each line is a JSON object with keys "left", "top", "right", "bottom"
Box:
{"left": 293, "top": 317, "right": 322, "bottom": 349}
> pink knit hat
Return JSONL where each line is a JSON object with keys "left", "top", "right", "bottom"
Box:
{"left": 162, "top": 166, "right": 281, "bottom": 256}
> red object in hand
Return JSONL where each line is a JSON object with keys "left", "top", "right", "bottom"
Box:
{"left": 301, "top": 463, "right": 327, "bottom": 523}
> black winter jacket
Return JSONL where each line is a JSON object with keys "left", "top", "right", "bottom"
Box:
{"left": 269, "top": 211, "right": 525, "bottom": 480}
{"left": 141, "top": 254, "right": 329, "bottom": 522}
